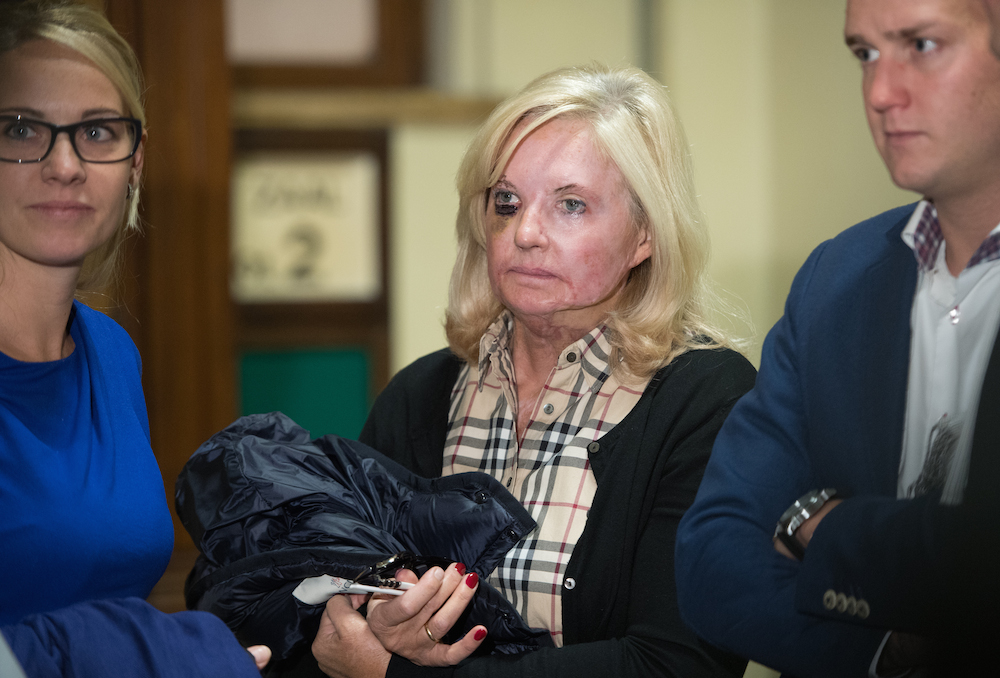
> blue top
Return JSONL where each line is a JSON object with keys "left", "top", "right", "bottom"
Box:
{"left": 0, "top": 301, "right": 173, "bottom": 625}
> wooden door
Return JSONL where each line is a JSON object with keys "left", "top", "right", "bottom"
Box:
{"left": 103, "top": 0, "right": 235, "bottom": 560}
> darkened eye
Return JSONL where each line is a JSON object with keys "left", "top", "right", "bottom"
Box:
{"left": 493, "top": 189, "right": 519, "bottom": 216}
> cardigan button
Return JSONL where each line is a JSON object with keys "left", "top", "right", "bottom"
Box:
{"left": 587, "top": 442, "right": 600, "bottom": 454}
{"left": 474, "top": 490, "right": 488, "bottom": 504}
{"left": 563, "top": 577, "right": 576, "bottom": 590}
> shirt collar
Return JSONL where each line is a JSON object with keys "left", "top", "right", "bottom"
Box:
{"left": 902, "top": 200, "right": 1000, "bottom": 273}
{"left": 478, "top": 312, "right": 515, "bottom": 379}
{"left": 476, "top": 312, "right": 616, "bottom": 393}
{"left": 901, "top": 200, "right": 943, "bottom": 272}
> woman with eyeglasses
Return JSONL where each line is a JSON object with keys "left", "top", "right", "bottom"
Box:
{"left": 310, "top": 64, "right": 756, "bottom": 678}
{"left": 0, "top": 2, "right": 266, "bottom": 675}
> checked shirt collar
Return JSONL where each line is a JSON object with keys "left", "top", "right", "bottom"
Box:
{"left": 475, "top": 311, "right": 615, "bottom": 398}
{"left": 907, "top": 200, "right": 1000, "bottom": 272}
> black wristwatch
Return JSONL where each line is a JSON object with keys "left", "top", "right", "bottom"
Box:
{"left": 774, "top": 488, "right": 838, "bottom": 560}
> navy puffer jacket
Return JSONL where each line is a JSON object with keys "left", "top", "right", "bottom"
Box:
{"left": 176, "top": 413, "right": 550, "bottom": 669}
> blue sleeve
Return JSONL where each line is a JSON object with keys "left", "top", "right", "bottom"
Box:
{"left": 674, "top": 243, "right": 885, "bottom": 678}
{"left": 2, "top": 598, "right": 261, "bottom": 678}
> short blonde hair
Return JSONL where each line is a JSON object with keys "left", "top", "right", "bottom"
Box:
{"left": 0, "top": 0, "right": 145, "bottom": 294}
{"left": 446, "top": 64, "right": 733, "bottom": 378}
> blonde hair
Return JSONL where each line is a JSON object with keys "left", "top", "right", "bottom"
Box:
{"left": 0, "top": 0, "right": 145, "bottom": 295}
{"left": 446, "top": 64, "right": 734, "bottom": 378}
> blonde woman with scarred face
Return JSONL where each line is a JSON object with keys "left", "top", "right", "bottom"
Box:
{"left": 310, "top": 64, "right": 756, "bottom": 678}
{"left": 0, "top": 2, "right": 267, "bottom": 675}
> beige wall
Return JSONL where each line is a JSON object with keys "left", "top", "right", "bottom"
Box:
{"left": 389, "top": 124, "right": 473, "bottom": 368}
{"left": 658, "top": 0, "right": 774, "bottom": 357}
{"left": 427, "top": 0, "right": 642, "bottom": 96}
{"left": 659, "top": 0, "right": 915, "bottom": 361}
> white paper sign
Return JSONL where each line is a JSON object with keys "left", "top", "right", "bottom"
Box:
{"left": 231, "top": 152, "right": 381, "bottom": 302}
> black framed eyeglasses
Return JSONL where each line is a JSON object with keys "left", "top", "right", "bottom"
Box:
{"left": 0, "top": 115, "right": 142, "bottom": 164}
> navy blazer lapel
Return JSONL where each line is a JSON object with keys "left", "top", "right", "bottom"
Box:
{"left": 857, "top": 218, "right": 918, "bottom": 494}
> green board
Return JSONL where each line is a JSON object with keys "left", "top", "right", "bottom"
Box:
{"left": 240, "top": 347, "right": 370, "bottom": 440}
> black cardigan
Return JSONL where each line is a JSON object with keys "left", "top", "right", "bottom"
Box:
{"left": 359, "top": 347, "right": 756, "bottom": 678}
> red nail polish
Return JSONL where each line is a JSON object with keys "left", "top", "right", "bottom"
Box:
{"left": 474, "top": 628, "right": 486, "bottom": 641}
{"left": 465, "top": 572, "right": 478, "bottom": 588}
{"left": 455, "top": 562, "right": 466, "bottom": 576}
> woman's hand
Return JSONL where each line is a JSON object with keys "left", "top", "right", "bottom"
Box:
{"left": 365, "top": 563, "right": 488, "bottom": 666}
{"left": 313, "top": 594, "right": 391, "bottom": 678}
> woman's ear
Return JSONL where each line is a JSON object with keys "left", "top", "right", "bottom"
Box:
{"left": 630, "top": 229, "right": 652, "bottom": 268}
{"left": 129, "top": 129, "right": 147, "bottom": 187}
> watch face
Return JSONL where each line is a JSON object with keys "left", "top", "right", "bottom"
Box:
{"left": 777, "top": 489, "right": 837, "bottom": 536}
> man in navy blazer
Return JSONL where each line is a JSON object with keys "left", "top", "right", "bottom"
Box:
{"left": 675, "top": 0, "right": 1000, "bottom": 675}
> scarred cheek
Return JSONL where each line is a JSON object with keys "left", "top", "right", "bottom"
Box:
{"left": 487, "top": 213, "right": 512, "bottom": 236}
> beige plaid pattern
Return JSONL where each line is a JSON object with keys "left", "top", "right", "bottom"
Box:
{"left": 443, "top": 313, "right": 647, "bottom": 645}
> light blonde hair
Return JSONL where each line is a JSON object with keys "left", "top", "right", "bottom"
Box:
{"left": 0, "top": 0, "right": 145, "bottom": 295}
{"left": 446, "top": 64, "right": 735, "bottom": 378}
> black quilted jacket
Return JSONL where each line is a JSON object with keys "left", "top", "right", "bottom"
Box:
{"left": 176, "top": 412, "right": 550, "bottom": 671}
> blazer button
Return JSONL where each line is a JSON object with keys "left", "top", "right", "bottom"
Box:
{"left": 856, "top": 599, "right": 870, "bottom": 619}
{"left": 823, "top": 590, "right": 837, "bottom": 610}
{"left": 563, "top": 577, "right": 576, "bottom": 590}
{"left": 587, "top": 442, "right": 600, "bottom": 454}
{"left": 836, "top": 593, "right": 848, "bottom": 613}
{"left": 845, "top": 596, "right": 857, "bottom": 616}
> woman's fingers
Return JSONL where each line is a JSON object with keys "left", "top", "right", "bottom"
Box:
{"left": 418, "top": 564, "right": 470, "bottom": 628}
{"left": 390, "top": 621, "right": 488, "bottom": 667}
{"left": 438, "top": 625, "right": 488, "bottom": 665}
{"left": 365, "top": 564, "right": 484, "bottom": 666}
{"left": 367, "top": 565, "right": 448, "bottom": 626}
{"left": 346, "top": 592, "right": 369, "bottom": 610}
{"left": 393, "top": 568, "right": 419, "bottom": 585}
{"left": 246, "top": 645, "right": 271, "bottom": 671}
{"left": 422, "top": 571, "right": 479, "bottom": 645}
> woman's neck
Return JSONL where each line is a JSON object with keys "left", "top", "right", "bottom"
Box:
{"left": 508, "top": 314, "right": 600, "bottom": 440}
{"left": 0, "top": 254, "right": 80, "bottom": 362}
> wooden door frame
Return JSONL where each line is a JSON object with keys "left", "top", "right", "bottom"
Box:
{"left": 104, "top": 0, "right": 236, "bottom": 549}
